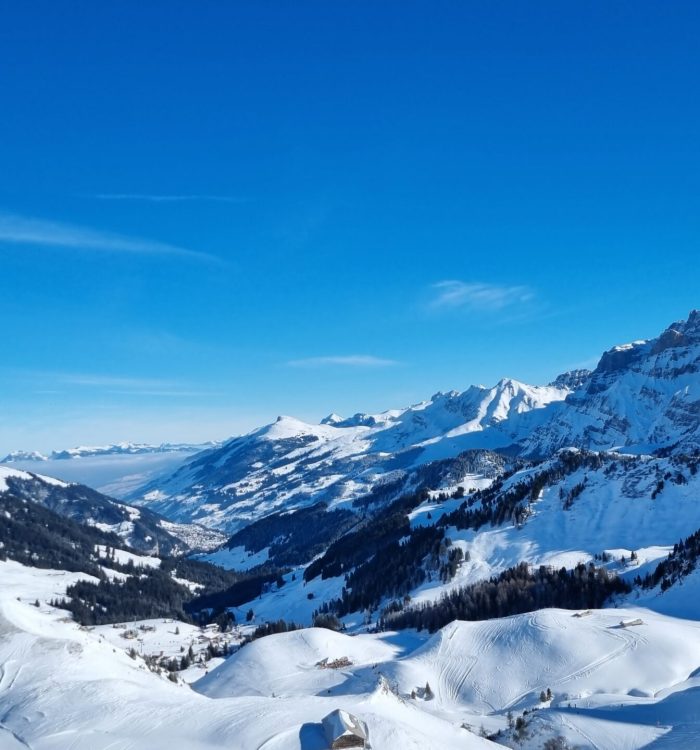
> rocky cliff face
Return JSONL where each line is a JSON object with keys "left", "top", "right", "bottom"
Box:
{"left": 522, "top": 310, "right": 700, "bottom": 456}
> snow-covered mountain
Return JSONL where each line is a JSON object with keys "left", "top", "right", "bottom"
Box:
{"left": 522, "top": 310, "right": 700, "bottom": 456}
{"left": 1, "top": 440, "right": 218, "bottom": 463}
{"left": 0, "top": 466, "right": 223, "bottom": 554}
{"left": 130, "top": 378, "right": 569, "bottom": 530}
{"left": 131, "top": 310, "right": 700, "bottom": 533}
{"left": 4, "top": 312, "right": 700, "bottom": 750}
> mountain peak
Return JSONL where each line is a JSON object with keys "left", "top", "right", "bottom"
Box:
{"left": 548, "top": 369, "right": 592, "bottom": 391}
{"left": 320, "top": 413, "right": 343, "bottom": 425}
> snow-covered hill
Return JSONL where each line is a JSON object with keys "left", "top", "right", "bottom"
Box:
{"left": 197, "top": 608, "right": 700, "bottom": 750}
{"left": 6, "top": 555, "right": 700, "bottom": 750}
{"left": 0, "top": 559, "right": 495, "bottom": 750}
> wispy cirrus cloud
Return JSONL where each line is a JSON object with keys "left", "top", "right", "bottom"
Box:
{"left": 95, "top": 193, "right": 244, "bottom": 203}
{"left": 286, "top": 355, "right": 400, "bottom": 368}
{"left": 428, "top": 280, "right": 535, "bottom": 312}
{"left": 11, "top": 370, "right": 218, "bottom": 398}
{"left": 55, "top": 373, "right": 177, "bottom": 389}
{"left": 0, "top": 211, "right": 217, "bottom": 262}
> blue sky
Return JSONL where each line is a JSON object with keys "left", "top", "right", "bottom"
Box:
{"left": 1, "top": 1, "right": 699, "bottom": 453}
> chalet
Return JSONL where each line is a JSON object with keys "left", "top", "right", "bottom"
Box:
{"left": 322, "top": 709, "right": 368, "bottom": 749}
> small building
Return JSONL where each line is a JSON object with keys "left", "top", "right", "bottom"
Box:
{"left": 620, "top": 618, "right": 644, "bottom": 628}
{"left": 322, "top": 709, "right": 368, "bottom": 749}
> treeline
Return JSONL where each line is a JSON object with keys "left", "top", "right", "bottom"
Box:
{"left": 441, "top": 450, "right": 631, "bottom": 533}
{"left": 60, "top": 569, "right": 194, "bottom": 625}
{"left": 0, "top": 492, "right": 122, "bottom": 575}
{"left": 304, "top": 491, "right": 429, "bottom": 582}
{"left": 223, "top": 502, "right": 357, "bottom": 566}
{"left": 324, "top": 526, "right": 446, "bottom": 616}
{"left": 381, "top": 562, "right": 630, "bottom": 632}
{"left": 636, "top": 527, "right": 700, "bottom": 592}
{"left": 184, "top": 565, "right": 288, "bottom": 613}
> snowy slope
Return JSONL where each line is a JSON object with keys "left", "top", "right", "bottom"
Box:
{"left": 0, "top": 559, "right": 497, "bottom": 750}
{"left": 204, "top": 449, "right": 700, "bottom": 635}
{"left": 432, "top": 451, "right": 700, "bottom": 597}
{"left": 196, "top": 607, "right": 700, "bottom": 750}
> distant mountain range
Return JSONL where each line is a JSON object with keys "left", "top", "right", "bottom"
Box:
{"left": 1, "top": 441, "right": 218, "bottom": 463}
{"left": 128, "top": 311, "right": 700, "bottom": 533}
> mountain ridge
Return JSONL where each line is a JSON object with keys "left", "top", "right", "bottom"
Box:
{"left": 129, "top": 311, "right": 700, "bottom": 532}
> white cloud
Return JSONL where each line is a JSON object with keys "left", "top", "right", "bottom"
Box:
{"left": 55, "top": 373, "right": 178, "bottom": 389}
{"left": 286, "top": 355, "right": 400, "bottom": 368}
{"left": 428, "top": 280, "right": 535, "bottom": 311}
{"left": 14, "top": 370, "right": 219, "bottom": 399}
{"left": 95, "top": 193, "right": 243, "bottom": 203}
{"left": 0, "top": 211, "right": 217, "bottom": 262}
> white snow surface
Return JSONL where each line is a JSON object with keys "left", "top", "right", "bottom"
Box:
{"left": 0, "top": 560, "right": 495, "bottom": 750}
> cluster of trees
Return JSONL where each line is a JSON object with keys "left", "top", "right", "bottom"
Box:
{"left": 0, "top": 492, "right": 122, "bottom": 575}
{"left": 223, "top": 502, "right": 357, "bottom": 566}
{"left": 247, "top": 619, "right": 301, "bottom": 642}
{"left": 312, "top": 612, "right": 343, "bottom": 630}
{"left": 380, "top": 561, "right": 630, "bottom": 632}
{"left": 327, "top": 526, "right": 448, "bottom": 616}
{"left": 440, "top": 546, "right": 465, "bottom": 583}
{"left": 184, "top": 563, "right": 291, "bottom": 614}
{"left": 441, "top": 450, "right": 626, "bottom": 533}
{"left": 60, "top": 569, "right": 194, "bottom": 625}
{"left": 635, "top": 527, "right": 700, "bottom": 592}
{"left": 560, "top": 481, "right": 585, "bottom": 510}
{"left": 303, "top": 493, "right": 423, "bottom": 582}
